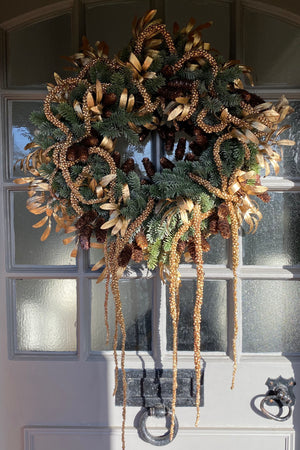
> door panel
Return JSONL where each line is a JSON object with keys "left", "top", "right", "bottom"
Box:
{"left": 0, "top": 2, "right": 299, "bottom": 450}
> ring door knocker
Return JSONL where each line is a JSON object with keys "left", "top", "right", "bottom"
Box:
{"left": 260, "top": 376, "right": 296, "bottom": 422}
{"left": 138, "top": 404, "right": 179, "bottom": 446}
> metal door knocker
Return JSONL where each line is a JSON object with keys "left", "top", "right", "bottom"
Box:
{"left": 260, "top": 376, "right": 296, "bottom": 421}
{"left": 138, "top": 404, "right": 178, "bottom": 446}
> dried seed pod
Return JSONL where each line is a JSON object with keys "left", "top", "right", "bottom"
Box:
{"left": 161, "top": 65, "right": 174, "bottom": 78}
{"left": 160, "top": 156, "right": 175, "bottom": 170}
{"left": 135, "top": 231, "right": 148, "bottom": 250}
{"left": 257, "top": 192, "right": 271, "bottom": 203}
{"left": 112, "top": 151, "right": 121, "bottom": 168}
{"left": 175, "top": 138, "right": 186, "bottom": 160}
{"left": 121, "top": 158, "right": 135, "bottom": 174}
{"left": 94, "top": 217, "right": 107, "bottom": 243}
{"left": 142, "top": 157, "right": 155, "bottom": 177}
{"left": 165, "top": 135, "right": 175, "bottom": 153}
{"left": 218, "top": 203, "right": 230, "bottom": 219}
{"left": 218, "top": 219, "right": 231, "bottom": 239}
{"left": 209, "top": 218, "right": 219, "bottom": 235}
{"left": 117, "top": 243, "right": 133, "bottom": 267}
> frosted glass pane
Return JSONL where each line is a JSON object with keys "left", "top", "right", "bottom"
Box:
{"left": 13, "top": 191, "right": 75, "bottom": 266}
{"left": 243, "top": 193, "right": 300, "bottom": 265}
{"left": 166, "top": 280, "right": 227, "bottom": 351}
{"left": 15, "top": 279, "right": 77, "bottom": 352}
{"left": 243, "top": 9, "right": 300, "bottom": 86}
{"left": 7, "top": 15, "right": 72, "bottom": 87}
{"left": 91, "top": 278, "right": 152, "bottom": 351}
{"left": 166, "top": 0, "right": 230, "bottom": 59}
{"left": 242, "top": 280, "right": 300, "bottom": 353}
{"left": 11, "top": 101, "right": 43, "bottom": 178}
{"left": 278, "top": 101, "right": 300, "bottom": 177}
{"left": 86, "top": 0, "right": 150, "bottom": 56}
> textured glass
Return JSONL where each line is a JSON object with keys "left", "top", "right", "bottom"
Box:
{"left": 91, "top": 278, "right": 152, "bottom": 351}
{"left": 165, "top": 0, "right": 230, "bottom": 59}
{"left": 243, "top": 192, "right": 300, "bottom": 266}
{"left": 242, "top": 280, "right": 300, "bottom": 353}
{"left": 13, "top": 191, "right": 75, "bottom": 266}
{"left": 7, "top": 15, "right": 72, "bottom": 87}
{"left": 11, "top": 101, "right": 43, "bottom": 178}
{"left": 114, "top": 137, "right": 152, "bottom": 178}
{"left": 203, "top": 234, "right": 227, "bottom": 265}
{"left": 243, "top": 9, "right": 300, "bottom": 86}
{"left": 278, "top": 101, "right": 300, "bottom": 177}
{"left": 15, "top": 279, "right": 77, "bottom": 352}
{"left": 86, "top": 0, "right": 150, "bottom": 56}
{"left": 166, "top": 280, "right": 227, "bottom": 351}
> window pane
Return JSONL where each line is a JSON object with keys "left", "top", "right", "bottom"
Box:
{"left": 166, "top": 280, "right": 227, "bottom": 351}
{"left": 243, "top": 8, "right": 300, "bottom": 86}
{"left": 15, "top": 279, "right": 77, "bottom": 352}
{"left": 91, "top": 278, "right": 152, "bottom": 351}
{"left": 279, "top": 101, "right": 300, "bottom": 177}
{"left": 86, "top": 0, "right": 151, "bottom": 56}
{"left": 242, "top": 192, "right": 300, "bottom": 266}
{"left": 7, "top": 15, "right": 72, "bottom": 87}
{"left": 242, "top": 280, "right": 300, "bottom": 353}
{"left": 165, "top": 0, "right": 230, "bottom": 59}
{"left": 12, "top": 191, "right": 76, "bottom": 266}
{"left": 10, "top": 101, "right": 43, "bottom": 178}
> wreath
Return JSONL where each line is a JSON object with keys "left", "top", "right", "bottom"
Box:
{"left": 16, "top": 10, "right": 294, "bottom": 448}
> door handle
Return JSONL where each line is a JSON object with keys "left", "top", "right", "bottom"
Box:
{"left": 260, "top": 376, "right": 296, "bottom": 422}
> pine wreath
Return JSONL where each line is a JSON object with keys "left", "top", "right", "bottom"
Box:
{"left": 15, "top": 10, "right": 295, "bottom": 448}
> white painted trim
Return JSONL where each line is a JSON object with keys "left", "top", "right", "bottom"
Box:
{"left": 0, "top": 1, "right": 73, "bottom": 31}
{"left": 242, "top": 0, "right": 300, "bottom": 26}
{"left": 24, "top": 426, "right": 295, "bottom": 450}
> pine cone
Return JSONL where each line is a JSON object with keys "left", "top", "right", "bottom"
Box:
{"left": 218, "top": 219, "right": 231, "bottom": 239}
{"left": 140, "top": 179, "right": 150, "bottom": 185}
{"left": 139, "top": 128, "right": 150, "bottom": 142}
{"left": 78, "top": 145, "right": 89, "bottom": 162}
{"left": 201, "top": 235, "right": 210, "bottom": 252}
{"left": 135, "top": 231, "right": 148, "bottom": 250}
{"left": 94, "top": 217, "right": 107, "bottom": 243}
{"left": 187, "top": 240, "right": 197, "bottom": 263}
{"left": 121, "top": 158, "right": 135, "bottom": 174}
{"left": 257, "top": 192, "right": 271, "bottom": 203}
{"left": 132, "top": 243, "right": 144, "bottom": 263}
{"left": 142, "top": 157, "right": 155, "bottom": 177}
{"left": 102, "top": 92, "right": 117, "bottom": 106}
{"left": 67, "top": 144, "right": 79, "bottom": 161}
{"left": 160, "top": 157, "right": 175, "bottom": 170}
{"left": 218, "top": 203, "right": 229, "bottom": 219}
{"left": 76, "top": 210, "right": 97, "bottom": 230}
{"left": 209, "top": 218, "right": 219, "bottom": 235}
{"left": 117, "top": 244, "right": 133, "bottom": 267}
{"left": 189, "top": 141, "right": 203, "bottom": 156}
{"left": 161, "top": 65, "right": 174, "bottom": 78}
{"left": 103, "top": 109, "right": 112, "bottom": 118}
{"left": 175, "top": 137, "right": 186, "bottom": 160}
{"left": 81, "top": 135, "right": 99, "bottom": 147}
{"left": 79, "top": 225, "right": 93, "bottom": 250}
{"left": 165, "top": 136, "right": 175, "bottom": 153}
{"left": 112, "top": 151, "right": 121, "bottom": 168}
{"left": 194, "top": 129, "right": 208, "bottom": 148}
{"left": 177, "top": 240, "right": 186, "bottom": 254}
{"left": 185, "top": 152, "right": 196, "bottom": 161}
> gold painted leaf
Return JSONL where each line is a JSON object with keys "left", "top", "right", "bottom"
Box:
{"left": 86, "top": 92, "right": 95, "bottom": 108}
{"left": 100, "top": 173, "right": 117, "bottom": 187}
{"left": 100, "top": 202, "right": 118, "bottom": 210}
{"left": 95, "top": 185, "right": 104, "bottom": 198}
{"left": 129, "top": 53, "right": 142, "bottom": 72}
{"left": 168, "top": 105, "right": 183, "bottom": 121}
{"left": 70, "top": 248, "right": 78, "bottom": 258}
{"left": 120, "top": 218, "right": 130, "bottom": 237}
{"left": 126, "top": 94, "right": 135, "bottom": 112}
{"left": 122, "top": 184, "right": 130, "bottom": 204}
{"left": 32, "top": 216, "right": 48, "bottom": 228}
{"left": 14, "top": 177, "right": 35, "bottom": 184}
{"left": 63, "top": 235, "right": 76, "bottom": 245}
{"left": 96, "top": 268, "right": 107, "bottom": 284}
{"left": 276, "top": 139, "right": 295, "bottom": 146}
{"left": 244, "top": 129, "right": 259, "bottom": 144}
{"left": 96, "top": 79, "right": 103, "bottom": 104}
{"left": 91, "top": 257, "right": 105, "bottom": 271}
{"left": 119, "top": 88, "right": 128, "bottom": 108}
{"left": 89, "top": 178, "right": 97, "bottom": 192}
{"left": 40, "top": 221, "right": 51, "bottom": 241}
{"left": 111, "top": 218, "right": 123, "bottom": 235}
{"left": 100, "top": 217, "right": 119, "bottom": 229}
